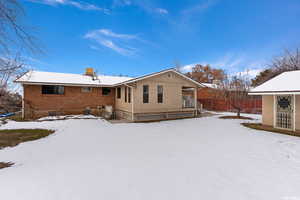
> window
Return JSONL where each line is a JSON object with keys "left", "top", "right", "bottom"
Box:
{"left": 143, "top": 85, "right": 149, "bottom": 103}
{"left": 42, "top": 85, "right": 64, "bottom": 95}
{"left": 125, "top": 87, "right": 127, "bottom": 102}
{"left": 276, "top": 96, "right": 293, "bottom": 129}
{"left": 157, "top": 85, "right": 163, "bottom": 103}
{"left": 128, "top": 87, "right": 131, "bottom": 103}
{"left": 102, "top": 88, "right": 111, "bottom": 96}
{"left": 117, "top": 87, "right": 121, "bottom": 99}
{"left": 81, "top": 87, "right": 92, "bottom": 93}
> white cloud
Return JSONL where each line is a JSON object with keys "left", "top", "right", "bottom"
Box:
{"left": 99, "top": 39, "right": 135, "bottom": 56}
{"left": 113, "top": 0, "right": 168, "bottom": 16}
{"left": 27, "top": 0, "right": 109, "bottom": 13}
{"left": 181, "top": 53, "right": 266, "bottom": 78}
{"left": 236, "top": 69, "right": 263, "bottom": 78}
{"left": 97, "top": 29, "right": 137, "bottom": 39}
{"left": 84, "top": 29, "right": 140, "bottom": 56}
{"left": 173, "top": 0, "right": 218, "bottom": 28}
{"left": 210, "top": 54, "right": 244, "bottom": 69}
{"left": 113, "top": 0, "right": 132, "bottom": 7}
{"left": 181, "top": 63, "right": 197, "bottom": 72}
{"left": 181, "top": 0, "right": 217, "bottom": 17}
{"left": 155, "top": 8, "right": 168, "bottom": 15}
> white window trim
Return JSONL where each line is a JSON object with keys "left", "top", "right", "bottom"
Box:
{"left": 274, "top": 95, "right": 294, "bottom": 131}
{"left": 81, "top": 87, "right": 92, "bottom": 93}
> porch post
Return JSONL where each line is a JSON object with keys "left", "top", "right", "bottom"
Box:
{"left": 273, "top": 95, "right": 276, "bottom": 128}
{"left": 293, "top": 94, "right": 296, "bottom": 132}
{"left": 132, "top": 86, "right": 134, "bottom": 121}
{"left": 194, "top": 87, "right": 197, "bottom": 116}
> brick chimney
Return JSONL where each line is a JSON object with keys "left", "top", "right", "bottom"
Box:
{"left": 85, "top": 68, "right": 94, "bottom": 76}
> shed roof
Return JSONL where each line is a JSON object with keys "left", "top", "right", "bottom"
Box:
{"left": 201, "top": 83, "right": 219, "bottom": 89}
{"left": 250, "top": 70, "right": 300, "bottom": 94}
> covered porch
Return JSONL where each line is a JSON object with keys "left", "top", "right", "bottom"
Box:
{"left": 182, "top": 87, "right": 198, "bottom": 109}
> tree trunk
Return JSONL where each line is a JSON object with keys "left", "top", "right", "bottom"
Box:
{"left": 237, "top": 109, "right": 241, "bottom": 117}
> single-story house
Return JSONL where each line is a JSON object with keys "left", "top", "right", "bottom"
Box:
{"left": 249, "top": 70, "right": 300, "bottom": 132}
{"left": 15, "top": 68, "right": 204, "bottom": 121}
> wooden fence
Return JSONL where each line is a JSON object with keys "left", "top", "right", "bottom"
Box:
{"left": 198, "top": 97, "right": 262, "bottom": 114}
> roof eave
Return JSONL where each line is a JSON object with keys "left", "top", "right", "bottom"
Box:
{"left": 113, "top": 68, "right": 205, "bottom": 88}
{"left": 249, "top": 90, "right": 300, "bottom": 95}
{"left": 15, "top": 81, "right": 116, "bottom": 87}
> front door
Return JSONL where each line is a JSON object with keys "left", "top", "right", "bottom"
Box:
{"left": 276, "top": 95, "right": 294, "bottom": 130}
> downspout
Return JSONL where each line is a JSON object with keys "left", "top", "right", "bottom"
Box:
{"left": 293, "top": 94, "right": 296, "bottom": 132}
{"left": 125, "top": 83, "right": 134, "bottom": 121}
{"left": 22, "top": 84, "right": 25, "bottom": 119}
{"left": 194, "top": 87, "right": 197, "bottom": 116}
{"left": 273, "top": 95, "right": 276, "bottom": 128}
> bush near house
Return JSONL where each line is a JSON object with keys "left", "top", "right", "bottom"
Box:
{"left": 0, "top": 89, "right": 22, "bottom": 114}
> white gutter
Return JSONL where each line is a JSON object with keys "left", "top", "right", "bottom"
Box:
{"left": 16, "top": 82, "right": 115, "bottom": 88}
{"left": 249, "top": 92, "right": 300, "bottom": 95}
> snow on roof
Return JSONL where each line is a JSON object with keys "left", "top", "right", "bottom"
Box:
{"left": 202, "top": 83, "right": 219, "bottom": 89}
{"left": 15, "top": 68, "right": 205, "bottom": 87}
{"left": 15, "top": 71, "right": 133, "bottom": 86}
{"left": 116, "top": 68, "right": 205, "bottom": 87}
{"left": 250, "top": 70, "right": 300, "bottom": 94}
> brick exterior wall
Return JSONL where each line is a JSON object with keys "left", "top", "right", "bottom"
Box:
{"left": 23, "top": 85, "right": 115, "bottom": 119}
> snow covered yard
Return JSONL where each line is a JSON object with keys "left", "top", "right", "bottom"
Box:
{"left": 1, "top": 114, "right": 300, "bottom": 200}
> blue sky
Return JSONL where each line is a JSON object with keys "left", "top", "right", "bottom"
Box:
{"left": 22, "top": 0, "right": 300, "bottom": 77}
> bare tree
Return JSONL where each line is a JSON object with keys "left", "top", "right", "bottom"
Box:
{"left": 0, "top": 0, "right": 38, "bottom": 87}
{"left": 0, "top": 54, "right": 26, "bottom": 88}
{"left": 0, "top": 53, "right": 26, "bottom": 113}
{"left": 0, "top": 89, "right": 22, "bottom": 113}
{"left": 0, "top": 0, "right": 40, "bottom": 114}
{"left": 252, "top": 47, "right": 300, "bottom": 86}
{"left": 270, "top": 48, "right": 300, "bottom": 72}
{"left": 221, "top": 73, "right": 252, "bottom": 117}
{"left": 0, "top": 0, "right": 38, "bottom": 54}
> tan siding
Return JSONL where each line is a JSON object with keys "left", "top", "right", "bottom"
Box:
{"left": 262, "top": 95, "right": 274, "bottom": 126}
{"left": 296, "top": 95, "right": 300, "bottom": 131}
{"left": 132, "top": 71, "right": 197, "bottom": 113}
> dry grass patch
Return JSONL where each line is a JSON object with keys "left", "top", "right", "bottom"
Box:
{"left": 0, "top": 129, "right": 55, "bottom": 149}
{"left": 0, "top": 129, "right": 54, "bottom": 170}
{"left": 0, "top": 162, "right": 14, "bottom": 169}
{"left": 219, "top": 116, "right": 254, "bottom": 120}
{"left": 242, "top": 123, "right": 300, "bottom": 137}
